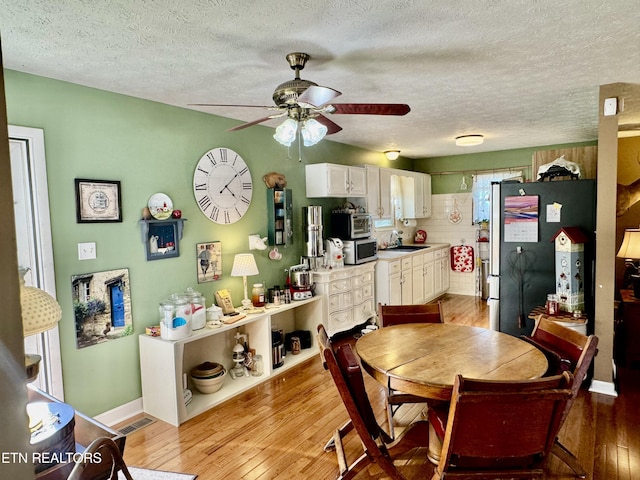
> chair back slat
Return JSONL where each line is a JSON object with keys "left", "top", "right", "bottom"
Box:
{"left": 436, "top": 372, "right": 573, "bottom": 476}
{"left": 378, "top": 301, "right": 444, "bottom": 327}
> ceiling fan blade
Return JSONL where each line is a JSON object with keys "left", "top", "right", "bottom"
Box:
{"left": 188, "top": 103, "right": 274, "bottom": 109}
{"left": 328, "top": 103, "right": 411, "bottom": 115}
{"left": 315, "top": 115, "right": 343, "bottom": 135}
{"left": 226, "top": 112, "right": 286, "bottom": 132}
{"left": 297, "top": 85, "right": 341, "bottom": 108}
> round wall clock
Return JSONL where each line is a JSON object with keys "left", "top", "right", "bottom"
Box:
{"left": 193, "top": 147, "right": 253, "bottom": 224}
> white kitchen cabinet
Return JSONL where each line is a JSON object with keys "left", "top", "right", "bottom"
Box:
{"left": 421, "top": 173, "right": 432, "bottom": 217}
{"left": 375, "top": 258, "right": 402, "bottom": 305}
{"left": 401, "top": 257, "right": 413, "bottom": 304}
{"left": 423, "top": 250, "right": 435, "bottom": 301}
{"left": 412, "top": 253, "right": 425, "bottom": 305}
{"left": 139, "top": 296, "right": 322, "bottom": 426}
{"left": 376, "top": 244, "right": 449, "bottom": 306}
{"left": 305, "top": 163, "right": 367, "bottom": 197}
{"left": 433, "top": 248, "right": 450, "bottom": 296}
{"left": 363, "top": 166, "right": 393, "bottom": 222}
{"left": 401, "top": 172, "right": 432, "bottom": 219}
{"left": 313, "top": 263, "right": 376, "bottom": 337}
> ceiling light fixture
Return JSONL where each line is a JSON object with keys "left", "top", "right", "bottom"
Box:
{"left": 384, "top": 150, "right": 401, "bottom": 161}
{"left": 273, "top": 118, "right": 327, "bottom": 147}
{"left": 455, "top": 135, "right": 484, "bottom": 147}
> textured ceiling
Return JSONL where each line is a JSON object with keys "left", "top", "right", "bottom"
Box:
{"left": 1, "top": 0, "right": 639, "bottom": 158}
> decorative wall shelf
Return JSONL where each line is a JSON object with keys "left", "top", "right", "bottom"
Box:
{"left": 138, "top": 218, "right": 186, "bottom": 261}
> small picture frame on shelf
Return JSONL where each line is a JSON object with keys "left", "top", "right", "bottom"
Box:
{"left": 75, "top": 179, "right": 122, "bottom": 223}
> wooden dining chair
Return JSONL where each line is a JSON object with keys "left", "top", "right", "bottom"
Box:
{"left": 67, "top": 436, "right": 133, "bottom": 480}
{"left": 378, "top": 301, "right": 444, "bottom": 327}
{"left": 431, "top": 372, "right": 574, "bottom": 480}
{"left": 378, "top": 301, "right": 443, "bottom": 438}
{"left": 317, "top": 324, "right": 429, "bottom": 480}
{"left": 522, "top": 316, "right": 599, "bottom": 478}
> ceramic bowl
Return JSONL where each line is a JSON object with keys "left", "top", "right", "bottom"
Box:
{"left": 190, "top": 361, "right": 224, "bottom": 378}
{"left": 190, "top": 368, "right": 226, "bottom": 394}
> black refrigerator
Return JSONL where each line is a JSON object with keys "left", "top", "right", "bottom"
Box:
{"left": 487, "top": 180, "right": 596, "bottom": 337}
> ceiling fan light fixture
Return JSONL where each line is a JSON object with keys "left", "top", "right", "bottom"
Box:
{"left": 274, "top": 118, "right": 298, "bottom": 146}
{"left": 384, "top": 150, "right": 401, "bottom": 161}
{"left": 301, "top": 118, "right": 327, "bottom": 146}
{"left": 455, "top": 134, "right": 484, "bottom": 147}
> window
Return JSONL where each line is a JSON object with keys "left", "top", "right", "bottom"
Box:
{"left": 472, "top": 170, "right": 523, "bottom": 223}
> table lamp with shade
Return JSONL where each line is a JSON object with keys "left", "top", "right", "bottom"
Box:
{"left": 617, "top": 228, "right": 640, "bottom": 298}
{"left": 230, "top": 253, "right": 259, "bottom": 310}
{"left": 19, "top": 268, "right": 62, "bottom": 382}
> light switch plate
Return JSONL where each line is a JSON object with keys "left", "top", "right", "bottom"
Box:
{"left": 78, "top": 242, "right": 96, "bottom": 260}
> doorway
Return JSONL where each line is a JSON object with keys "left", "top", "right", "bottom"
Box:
{"left": 9, "top": 125, "right": 63, "bottom": 399}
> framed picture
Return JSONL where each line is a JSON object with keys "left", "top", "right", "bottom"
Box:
{"left": 71, "top": 268, "right": 133, "bottom": 349}
{"left": 75, "top": 178, "right": 122, "bottom": 223}
{"left": 196, "top": 241, "right": 222, "bottom": 283}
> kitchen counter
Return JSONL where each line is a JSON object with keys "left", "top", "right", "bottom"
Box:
{"left": 376, "top": 243, "right": 449, "bottom": 259}
{"left": 375, "top": 243, "right": 450, "bottom": 305}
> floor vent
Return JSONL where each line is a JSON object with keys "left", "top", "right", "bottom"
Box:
{"left": 119, "top": 416, "right": 155, "bottom": 436}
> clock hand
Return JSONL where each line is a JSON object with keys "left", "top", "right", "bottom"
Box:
{"left": 219, "top": 173, "right": 240, "bottom": 194}
{"left": 222, "top": 185, "right": 237, "bottom": 198}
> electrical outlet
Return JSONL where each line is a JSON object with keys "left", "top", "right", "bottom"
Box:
{"left": 78, "top": 242, "right": 96, "bottom": 260}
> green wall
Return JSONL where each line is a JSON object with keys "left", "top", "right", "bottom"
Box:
{"left": 4, "top": 70, "right": 414, "bottom": 416}
{"left": 5, "top": 69, "right": 597, "bottom": 417}
{"left": 414, "top": 142, "right": 597, "bottom": 194}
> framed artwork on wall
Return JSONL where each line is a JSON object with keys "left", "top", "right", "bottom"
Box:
{"left": 75, "top": 178, "right": 122, "bottom": 223}
{"left": 71, "top": 267, "right": 133, "bottom": 349}
{"left": 196, "top": 241, "right": 222, "bottom": 283}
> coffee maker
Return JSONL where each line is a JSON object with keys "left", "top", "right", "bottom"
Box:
{"left": 325, "top": 237, "right": 344, "bottom": 269}
{"left": 271, "top": 327, "right": 284, "bottom": 369}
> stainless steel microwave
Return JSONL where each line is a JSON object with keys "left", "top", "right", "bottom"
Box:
{"left": 330, "top": 213, "right": 373, "bottom": 239}
{"left": 342, "top": 238, "right": 378, "bottom": 265}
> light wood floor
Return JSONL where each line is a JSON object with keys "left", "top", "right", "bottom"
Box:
{"left": 119, "top": 294, "right": 640, "bottom": 479}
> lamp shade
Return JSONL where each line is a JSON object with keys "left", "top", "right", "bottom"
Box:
{"left": 301, "top": 118, "right": 327, "bottom": 146}
{"left": 230, "top": 253, "right": 259, "bottom": 277}
{"left": 617, "top": 229, "right": 640, "bottom": 259}
{"left": 273, "top": 119, "right": 298, "bottom": 147}
{"left": 20, "top": 283, "right": 62, "bottom": 337}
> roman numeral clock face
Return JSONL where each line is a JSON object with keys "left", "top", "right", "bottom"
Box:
{"left": 193, "top": 148, "right": 253, "bottom": 224}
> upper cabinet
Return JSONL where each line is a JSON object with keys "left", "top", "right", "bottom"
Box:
{"left": 305, "top": 163, "right": 367, "bottom": 198}
{"left": 364, "top": 166, "right": 393, "bottom": 222}
{"left": 395, "top": 170, "right": 432, "bottom": 219}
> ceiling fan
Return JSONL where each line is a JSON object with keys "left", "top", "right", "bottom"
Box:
{"left": 189, "top": 52, "right": 410, "bottom": 144}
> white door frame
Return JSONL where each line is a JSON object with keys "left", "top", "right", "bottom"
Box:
{"left": 9, "top": 125, "right": 64, "bottom": 399}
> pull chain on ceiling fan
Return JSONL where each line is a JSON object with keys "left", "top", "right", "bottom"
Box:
{"left": 189, "top": 52, "right": 410, "bottom": 146}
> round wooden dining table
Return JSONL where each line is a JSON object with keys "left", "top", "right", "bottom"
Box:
{"left": 355, "top": 323, "right": 549, "bottom": 402}
{"left": 356, "top": 323, "right": 549, "bottom": 464}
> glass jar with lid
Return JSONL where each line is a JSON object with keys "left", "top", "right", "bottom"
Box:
{"left": 251, "top": 283, "right": 265, "bottom": 307}
{"left": 184, "top": 287, "right": 206, "bottom": 330}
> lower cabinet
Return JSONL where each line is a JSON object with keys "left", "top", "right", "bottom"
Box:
{"left": 139, "top": 297, "right": 322, "bottom": 426}
{"left": 313, "top": 263, "right": 376, "bottom": 337}
{"left": 376, "top": 244, "right": 449, "bottom": 306}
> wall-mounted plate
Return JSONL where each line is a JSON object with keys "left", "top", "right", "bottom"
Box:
{"left": 148, "top": 193, "right": 173, "bottom": 220}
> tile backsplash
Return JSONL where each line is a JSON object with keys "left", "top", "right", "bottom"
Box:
{"left": 416, "top": 193, "right": 485, "bottom": 297}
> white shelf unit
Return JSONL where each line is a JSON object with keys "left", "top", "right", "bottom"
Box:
{"left": 139, "top": 296, "right": 322, "bottom": 426}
